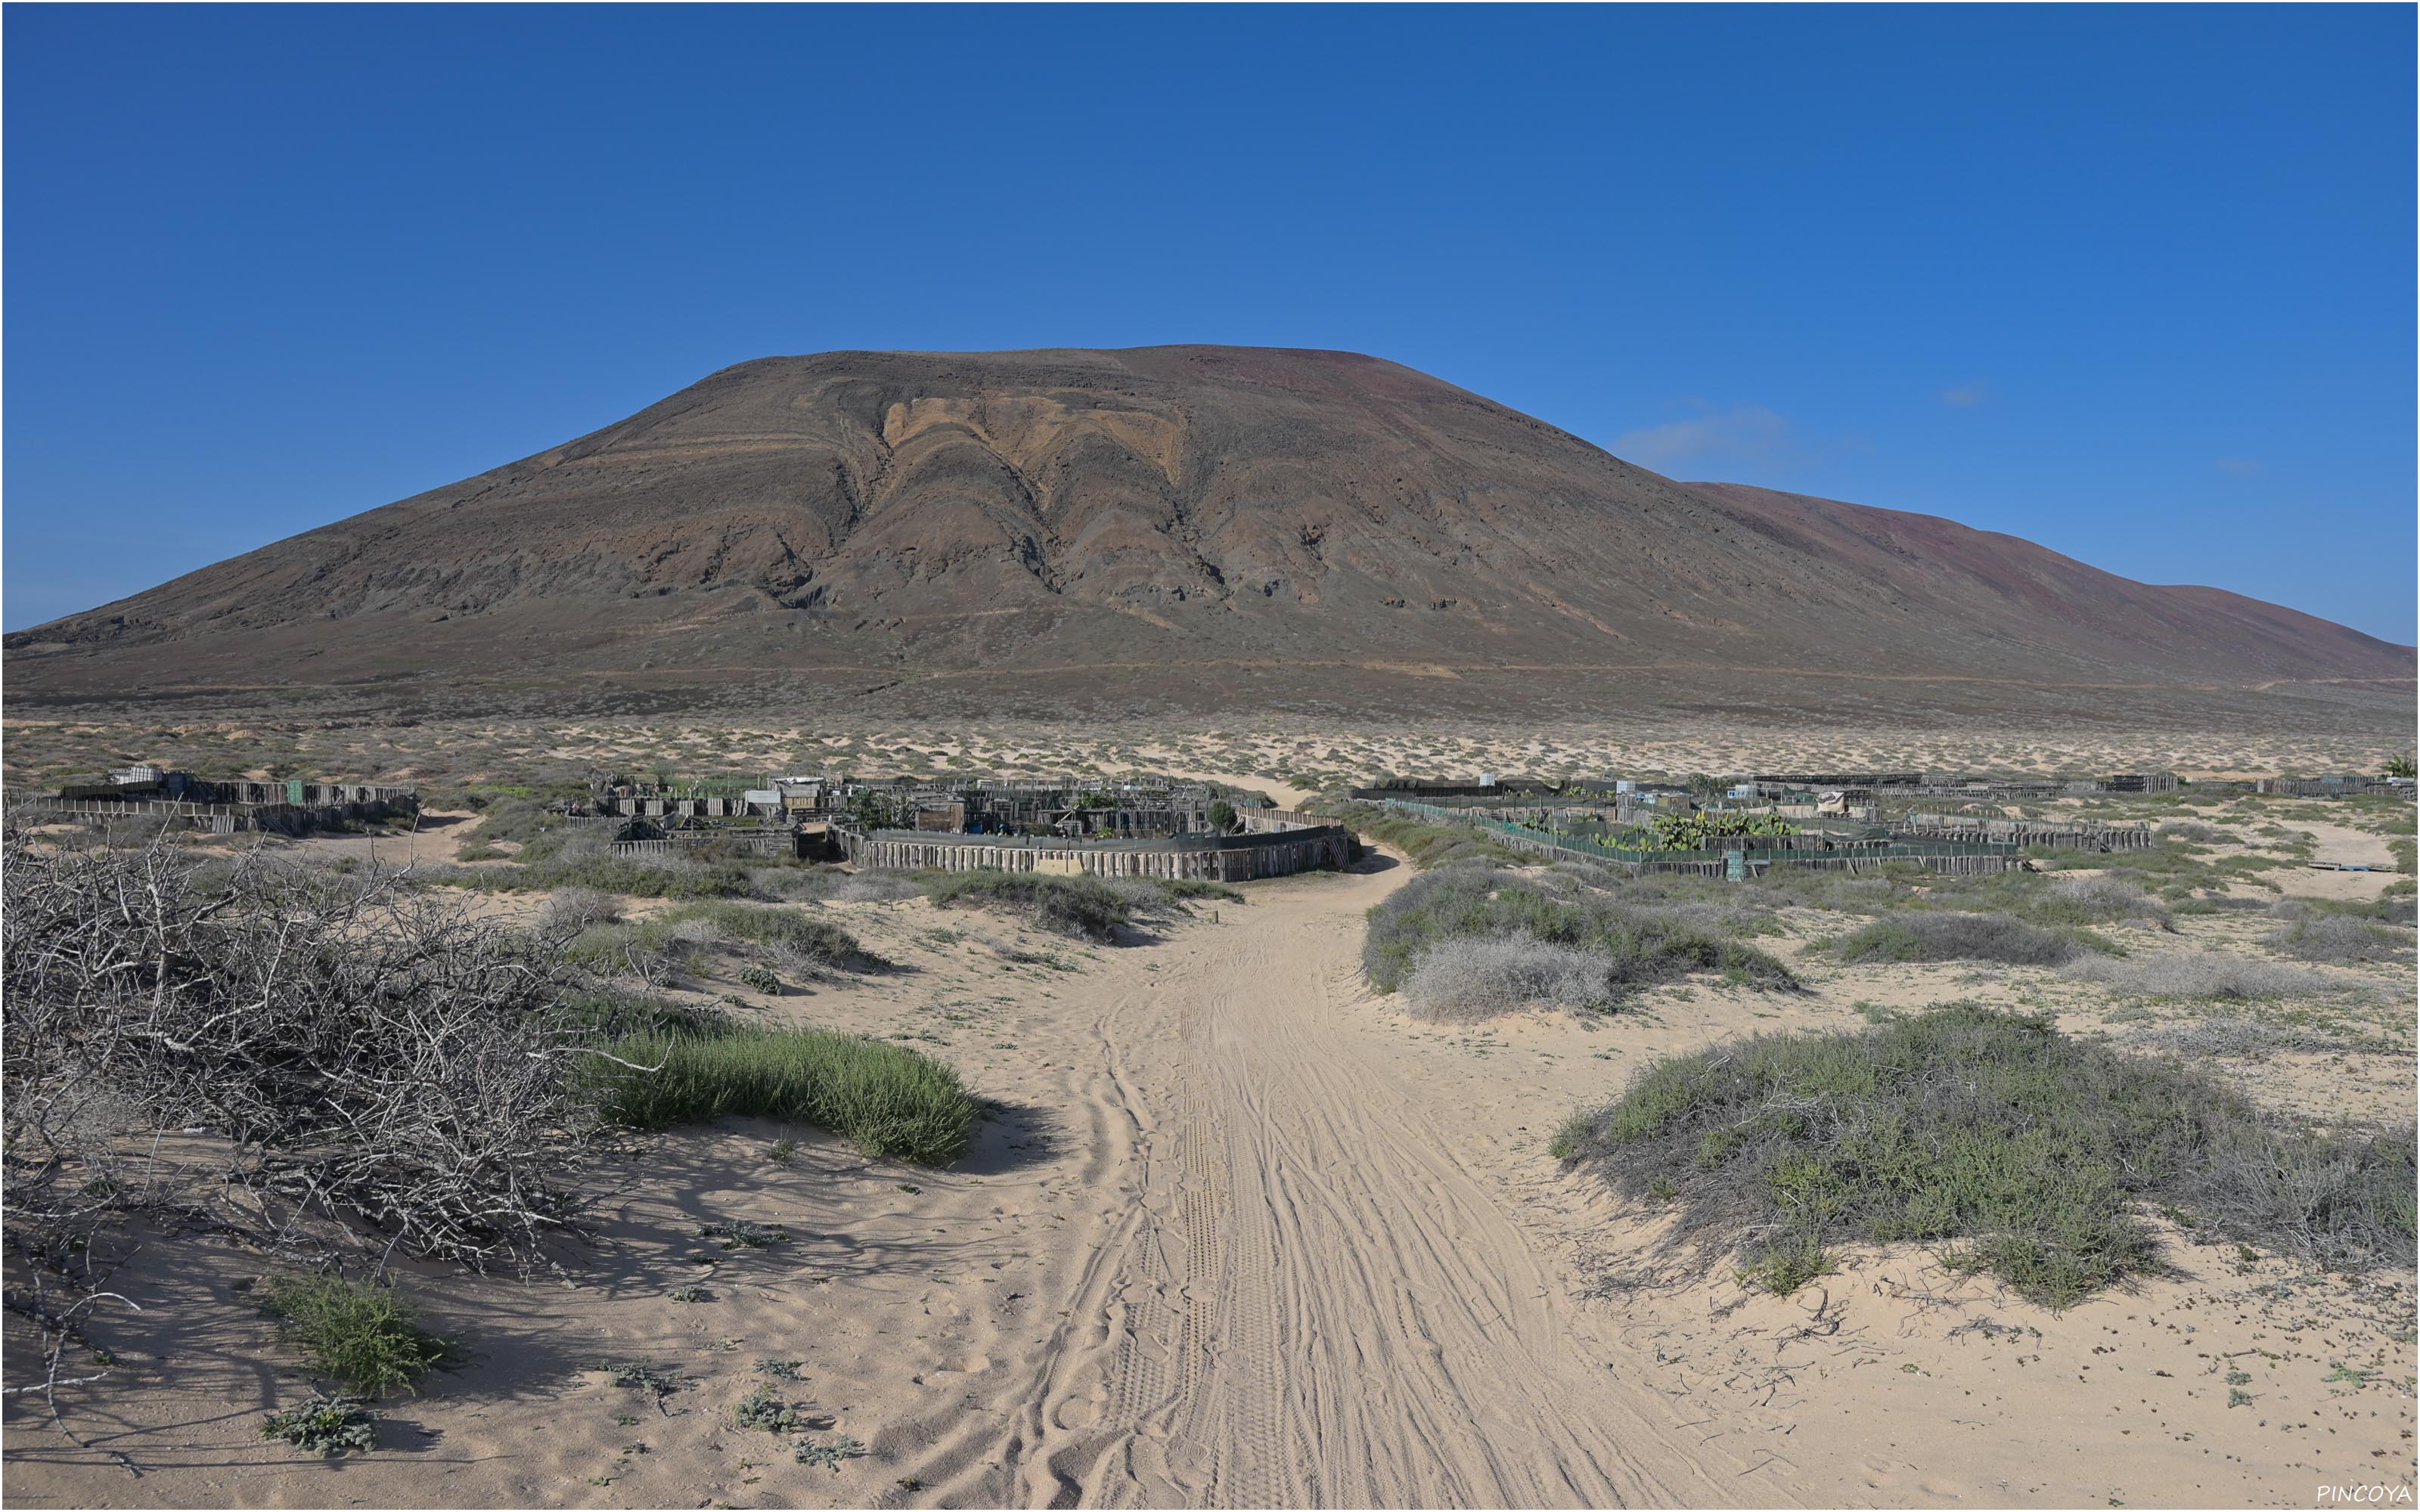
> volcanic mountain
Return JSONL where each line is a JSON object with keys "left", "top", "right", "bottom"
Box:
{"left": 8, "top": 345, "right": 2410, "bottom": 723}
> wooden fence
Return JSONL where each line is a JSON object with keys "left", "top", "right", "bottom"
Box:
{"left": 1237, "top": 808, "right": 1329, "bottom": 832}
{"left": 608, "top": 828, "right": 804, "bottom": 859}
{"left": 1894, "top": 816, "right": 2156, "bottom": 852}
{"left": 834, "top": 823, "right": 1352, "bottom": 882}
{"left": 17, "top": 795, "right": 411, "bottom": 836}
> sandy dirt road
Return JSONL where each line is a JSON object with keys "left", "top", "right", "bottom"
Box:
{"left": 10, "top": 839, "right": 2408, "bottom": 1509}
{"left": 964, "top": 862, "right": 1736, "bottom": 1508}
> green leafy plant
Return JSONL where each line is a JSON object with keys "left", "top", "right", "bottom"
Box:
{"left": 920, "top": 871, "right": 1131, "bottom": 941}
{"left": 700, "top": 1220, "right": 788, "bottom": 1250}
{"left": 795, "top": 1435, "right": 867, "bottom": 1470}
{"left": 597, "top": 1360, "right": 682, "bottom": 1405}
{"left": 261, "top": 1396, "right": 378, "bottom": 1457}
{"left": 1640, "top": 810, "right": 1798, "bottom": 852}
{"left": 734, "top": 1382, "right": 815, "bottom": 1433}
{"left": 257, "top": 1275, "right": 455, "bottom": 1398}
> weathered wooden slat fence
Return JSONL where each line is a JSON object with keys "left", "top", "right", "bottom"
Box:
{"left": 1237, "top": 808, "right": 1329, "bottom": 832}
{"left": 15, "top": 795, "right": 412, "bottom": 835}
{"left": 608, "top": 828, "right": 803, "bottom": 858}
{"left": 1894, "top": 815, "right": 2156, "bottom": 852}
{"left": 834, "top": 823, "right": 1351, "bottom": 881}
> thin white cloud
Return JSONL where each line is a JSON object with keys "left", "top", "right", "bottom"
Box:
{"left": 1612, "top": 404, "right": 1795, "bottom": 469}
{"left": 2217, "top": 457, "right": 2264, "bottom": 476}
{"left": 1941, "top": 382, "right": 1992, "bottom": 408}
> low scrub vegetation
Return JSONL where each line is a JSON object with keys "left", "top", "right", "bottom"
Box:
{"left": 1366, "top": 866, "right": 1795, "bottom": 1017}
{"left": 585, "top": 1018, "right": 977, "bottom": 1164}
{"left": 1327, "top": 803, "right": 1526, "bottom": 869}
{"left": 436, "top": 834, "right": 761, "bottom": 899}
{"left": 1401, "top": 936, "right": 1616, "bottom": 1019}
{"left": 920, "top": 871, "right": 1131, "bottom": 941}
{"left": 1822, "top": 910, "right": 2105, "bottom": 967}
{"left": 258, "top": 1274, "right": 455, "bottom": 1397}
{"left": 2127, "top": 1013, "right": 2344, "bottom": 1059}
{"left": 3, "top": 828, "right": 979, "bottom": 1318}
{"left": 1553, "top": 1005, "right": 2416, "bottom": 1306}
{"left": 821, "top": 871, "right": 922, "bottom": 903}
{"left": 2043, "top": 874, "right": 2173, "bottom": 929}
{"left": 537, "top": 885, "right": 623, "bottom": 934}
{"left": 650, "top": 900, "right": 865, "bottom": 961}
{"left": 2062, "top": 950, "right": 2344, "bottom": 1000}
{"left": 261, "top": 1395, "right": 380, "bottom": 1457}
{"left": 2266, "top": 912, "right": 2415, "bottom": 965}
{"left": 558, "top": 900, "right": 870, "bottom": 987}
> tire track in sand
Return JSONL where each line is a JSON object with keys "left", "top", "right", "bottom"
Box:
{"left": 1017, "top": 866, "right": 1742, "bottom": 1507}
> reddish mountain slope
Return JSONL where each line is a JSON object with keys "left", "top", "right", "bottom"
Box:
{"left": 1682, "top": 482, "right": 2405, "bottom": 683}
{"left": 5, "top": 346, "right": 2408, "bottom": 720}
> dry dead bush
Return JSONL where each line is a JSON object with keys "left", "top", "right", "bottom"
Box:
{"left": 824, "top": 872, "right": 921, "bottom": 903}
{"left": 1401, "top": 935, "right": 1612, "bottom": 1020}
{"left": 2062, "top": 950, "right": 2344, "bottom": 1000}
{"left": 2049, "top": 874, "right": 2173, "bottom": 928}
{"left": 2, "top": 825, "right": 608, "bottom": 1279}
{"left": 537, "top": 885, "right": 623, "bottom": 933}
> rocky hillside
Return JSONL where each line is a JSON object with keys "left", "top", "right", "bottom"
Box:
{"left": 8, "top": 345, "right": 2409, "bottom": 721}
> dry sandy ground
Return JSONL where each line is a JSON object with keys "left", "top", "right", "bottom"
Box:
{"left": 12, "top": 712, "right": 2410, "bottom": 799}
{"left": 6, "top": 854, "right": 2415, "bottom": 1509}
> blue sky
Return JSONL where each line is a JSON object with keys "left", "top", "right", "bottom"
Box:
{"left": 6, "top": 5, "right": 2413, "bottom": 642}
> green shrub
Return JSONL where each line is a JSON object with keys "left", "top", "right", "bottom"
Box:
{"left": 2063, "top": 951, "right": 2341, "bottom": 1001}
{"left": 655, "top": 901, "right": 863, "bottom": 962}
{"left": 1825, "top": 911, "right": 2103, "bottom": 966}
{"left": 258, "top": 1275, "right": 453, "bottom": 1398}
{"left": 560, "top": 904, "right": 868, "bottom": 984}
{"left": 585, "top": 1021, "right": 977, "bottom": 1164}
{"left": 1365, "top": 866, "right": 1797, "bottom": 1006}
{"left": 425, "top": 835, "right": 761, "bottom": 900}
{"left": 921, "top": 871, "right": 1131, "bottom": 941}
{"left": 1553, "top": 1006, "right": 2416, "bottom": 1307}
{"left": 795, "top": 1435, "right": 867, "bottom": 1470}
{"left": 261, "top": 1395, "right": 379, "bottom": 1457}
{"left": 1325, "top": 803, "right": 1525, "bottom": 869}
{"left": 734, "top": 1382, "right": 814, "bottom": 1433}
{"left": 2268, "top": 913, "right": 2414, "bottom": 965}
